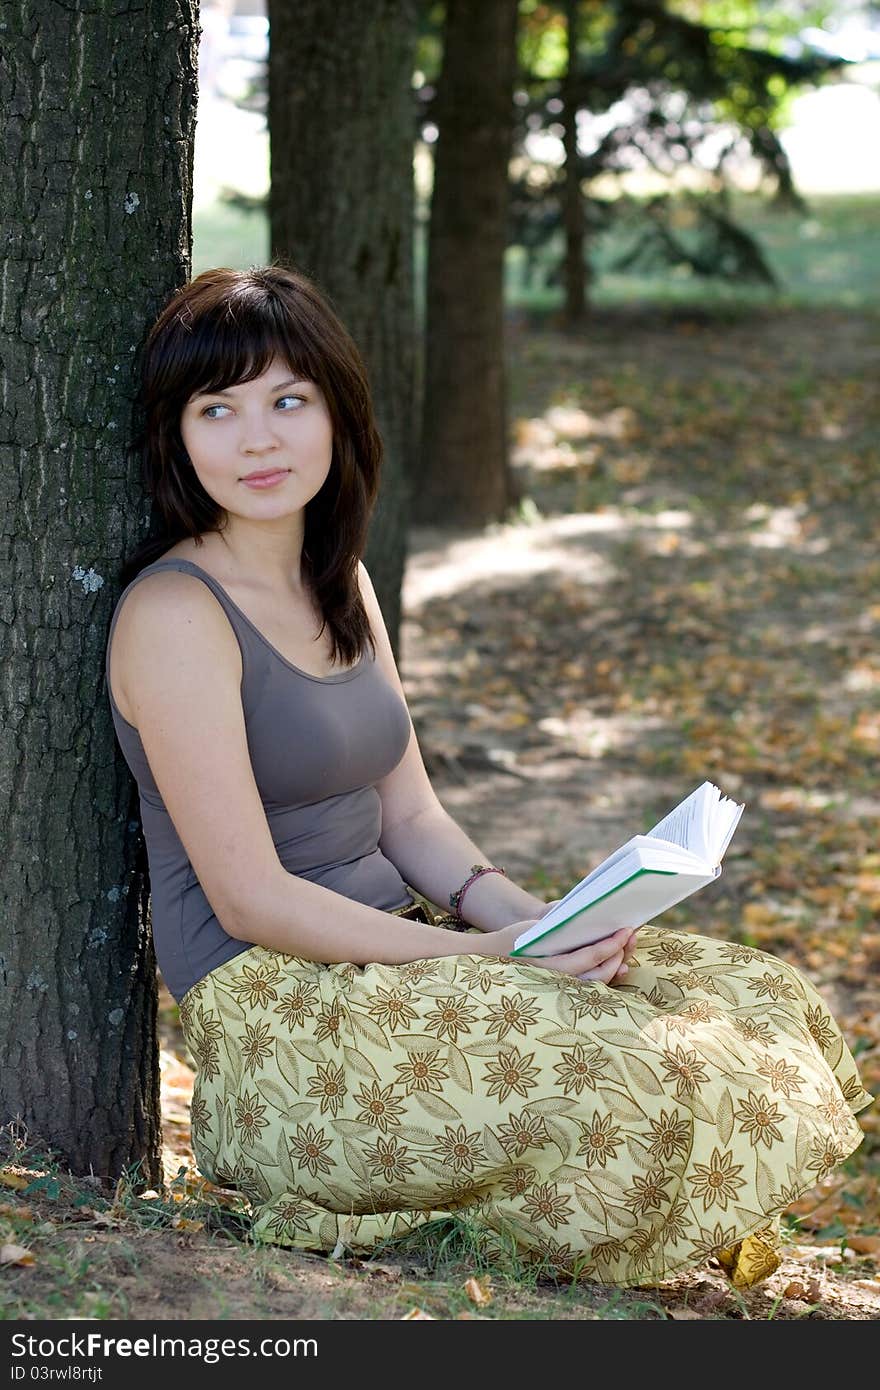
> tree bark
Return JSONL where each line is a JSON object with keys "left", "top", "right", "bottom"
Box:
{"left": 414, "top": 0, "right": 520, "bottom": 528}
{"left": 0, "top": 0, "right": 198, "bottom": 1185}
{"left": 563, "top": 0, "right": 590, "bottom": 325}
{"left": 267, "top": 0, "right": 418, "bottom": 656}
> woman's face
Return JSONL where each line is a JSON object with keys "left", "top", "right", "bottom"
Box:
{"left": 179, "top": 355, "right": 334, "bottom": 523}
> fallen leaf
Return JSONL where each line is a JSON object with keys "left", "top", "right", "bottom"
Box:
{"left": 171, "top": 1217, "right": 204, "bottom": 1233}
{"left": 0, "top": 1172, "right": 28, "bottom": 1191}
{"left": 0, "top": 1204, "right": 32, "bottom": 1221}
{"left": 464, "top": 1275, "right": 492, "bottom": 1306}
{"left": 715, "top": 1230, "right": 782, "bottom": 1288}
{"left": 845, "top": 1234, "right": 880, "bottom": 1255}
{"left": 668, "top": 1307, "right": 703, "bottom": 1319}
{"left": 783, "top": 1281, "right": 808, "bottom": 1300}
{"left": 0, "top": 1244, "right": 35, "bottom": 1267}
{"left": 401, "top": 1308, "right": 434, "bottom": 1320}
{"left": 364, "top": 1262, "right": 401, "bottom": 1281}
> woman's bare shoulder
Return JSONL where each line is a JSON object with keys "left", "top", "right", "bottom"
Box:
{"left": 110, "top": 568, "right": 241, "bottom": 726}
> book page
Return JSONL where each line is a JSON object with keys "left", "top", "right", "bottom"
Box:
{"left": 646, "top": 782, "right": 743, "bottom": 863}
{"left": 646, "top": 782, "right": 709, "bottom": 856}
{"left": 715, "top": 798, "right": 745, "bottom": 859}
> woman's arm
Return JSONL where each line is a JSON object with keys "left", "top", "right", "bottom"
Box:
{"left": 359, "top": 563, "right": 547, "bottom": 930}
{"left": 229, "top": 865, "right": 514, "bottom": 962}
{"left": 379, "top": 802, "right": 547, "bottom": 931}
{"left": 234, "top": 865, "right": 632, "bottom": 984}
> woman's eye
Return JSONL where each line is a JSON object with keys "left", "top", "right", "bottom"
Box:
{"left": 201, "top": 395, "right": 304, "bottom": 419}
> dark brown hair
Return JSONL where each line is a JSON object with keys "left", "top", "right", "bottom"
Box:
{"left": 119, "top": 263, "right": 382, "bottom": 666}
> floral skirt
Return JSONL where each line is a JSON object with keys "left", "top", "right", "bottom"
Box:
{"left": 178, "top": 903, "right": 872, "bottom": 1288}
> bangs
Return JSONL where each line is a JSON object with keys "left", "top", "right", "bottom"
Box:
{"left": 176, "top": 286, "right": 322, "bottom": 402}
{"left": 125, "top": 262, "right": 382, "bottom": 660}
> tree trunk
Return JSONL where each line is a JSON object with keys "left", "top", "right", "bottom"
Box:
{"left": 752, "top": 124, "right": 806, "bottom": 212}
{"left": 563, "top": 0, "right": 590, "bottom": 325}
{"left": 267, "top": 0, "right": 418, "bottom": 656}
{"left": 413, "top": 0, "right": 520, "bottom": 528}
{"left": 0, "top": 0, "right": 199, "bottom": 1185}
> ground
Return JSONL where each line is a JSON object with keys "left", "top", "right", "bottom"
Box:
{"left": 2, "top": 301, "right": 878, "bottom": 1321}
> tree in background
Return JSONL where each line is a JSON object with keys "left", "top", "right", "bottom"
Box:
{"left": 226, "top": 3, "right": 851, "bottom": 527}
{"left": 511, "top": 0, "right": 845, "bottom": 319}
{"left": 561, "top": 0, "right": 591, "bottom": 322}
{"left": 267, "top": 0, "right": 419, "bottom": 653}
{"left": 413, "top": 0, "right": 522, "bottom": 528}
{"left": 0, "top": 1, "right": 199, "bottom": 1184}
{"left": 409, "top": 0, "right": 844, "bottom": 518}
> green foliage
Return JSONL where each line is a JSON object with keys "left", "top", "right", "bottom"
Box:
{"left": 501, "top": 0, "right": 850, "bottom": 291}
{"left": 501, "top": 192, "right": 880, "bottom": 310}
{"left": 607, "top": 192, "right": 777, "bottom": 283}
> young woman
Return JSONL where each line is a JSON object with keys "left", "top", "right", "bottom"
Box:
{"left": 105, "top": 264, "right": 870, "bottom": 1289}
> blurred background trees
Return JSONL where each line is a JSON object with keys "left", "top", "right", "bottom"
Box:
{"left": 207, "top": 0, "right": 877, "bottom": 537}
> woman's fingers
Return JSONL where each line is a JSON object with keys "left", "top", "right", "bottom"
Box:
{"left": 492, "top": 923, "right": 637, "bottom": 985}
{"left": 578, "top": 948, "right": 625, "bottom": 983}
{"left": 542, "top": 927, "right": 632, "bottom": 977}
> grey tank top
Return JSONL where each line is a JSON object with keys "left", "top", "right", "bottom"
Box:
{"left": 105, "top": 557, "right": 413, "bottom": 1002}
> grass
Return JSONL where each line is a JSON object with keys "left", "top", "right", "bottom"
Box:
{"left": 507, "top": 192, "right": 880, "bottom": 314}
{"left": 194, "top": 190, "right": 880, "bottom": 314}
{"left": 193, "top": 197, "right": 268, "bottom": 276}
{"left": 0, "top": 1135, "right": 671, "bottom": 1321}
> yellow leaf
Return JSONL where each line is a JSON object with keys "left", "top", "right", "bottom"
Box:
{"left": 0, "top": 1243, "right": 35, "bottom": 1267}
{"left": 401, "top": 1308, "right": 434, "bottom": 1319}
{"left": 171, "top": 1217, "right": 204, "bottom": 1233}
{"left": 499, "top": 711, "right": 530, "bottom": 729}
{"left": 464, "top": 1275, "right": 492, "bottom": 1306}
{"left": 716, "top": 1230, "right": 782, "bottom": 1289}
{"left": 0, "top": 1172, "right": 28, "bottom": 1191}
{"left": 742, "top": 903, "right": 777, "bottom": 928}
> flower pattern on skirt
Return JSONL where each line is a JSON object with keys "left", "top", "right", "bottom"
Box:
{"left": 178, "top": 919, "right": 872, "bottom": 1288}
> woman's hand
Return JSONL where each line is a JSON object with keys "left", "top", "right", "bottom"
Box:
{"left": 476, "top": 922, "right": 636, "bottom": 986}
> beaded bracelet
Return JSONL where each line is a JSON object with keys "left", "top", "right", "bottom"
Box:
{"left": 449, "top": 863, "right": 508, "bottom": 922}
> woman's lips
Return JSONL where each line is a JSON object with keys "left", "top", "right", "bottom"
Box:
{"left": 240, "top": 470, "right": 290, "bottom": 489}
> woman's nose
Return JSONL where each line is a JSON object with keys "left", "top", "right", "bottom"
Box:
{"left": 239, "top": 412, "right": 280, "bottom": 452}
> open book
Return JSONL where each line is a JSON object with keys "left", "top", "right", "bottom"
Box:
{"left": 511, "top": 781, "right": 744, "bottom": 958}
